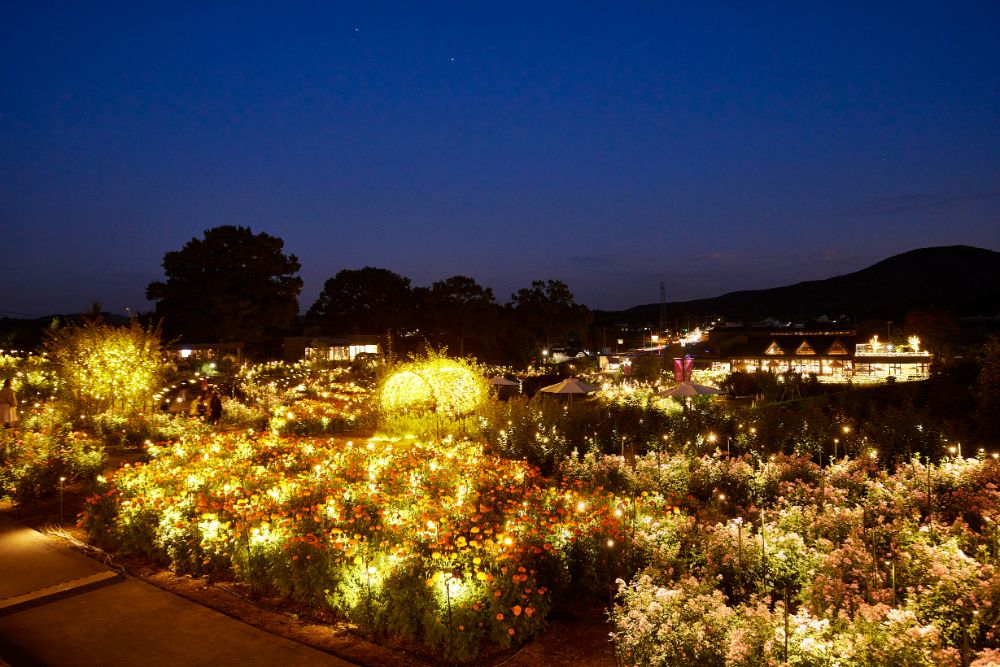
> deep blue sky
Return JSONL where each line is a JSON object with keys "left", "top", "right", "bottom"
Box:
{"left": 2, "top": 2, "right": 999, "bottom": 318}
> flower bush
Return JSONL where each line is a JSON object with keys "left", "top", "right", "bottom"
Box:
{"left": 0, "top": 422, "right": 104, "bottom": 501}
{"left": 607, "top": 451, "right": 1000, "bottom": 666}
{"left": 610, "top": 572, "right": 733, "bottom": 666}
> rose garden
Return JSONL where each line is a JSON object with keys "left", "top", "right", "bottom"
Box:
{"left": 3, "top": 319, "right": 1000, "bottom": 666}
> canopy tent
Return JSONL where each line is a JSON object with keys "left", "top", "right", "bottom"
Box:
{"left": 488, "top": 375, "right": 520, "bottom": 387}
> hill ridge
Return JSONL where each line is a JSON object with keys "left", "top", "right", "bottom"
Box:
{"left": 613, "top": 245, "right": 1000, "bottom": 323}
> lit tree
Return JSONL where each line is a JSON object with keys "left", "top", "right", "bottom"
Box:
{"left": 44, "top": 318, "right": 165, "bottom": 416}
{"left": 146, "top": 226, "right": 302, "bottom": 356}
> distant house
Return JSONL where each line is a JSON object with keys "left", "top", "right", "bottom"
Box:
{"left": 695, "top": 326, "right": 931, "bottom": 382}
{"left": 283, "top": 336, "right": 380, "bottom": 363}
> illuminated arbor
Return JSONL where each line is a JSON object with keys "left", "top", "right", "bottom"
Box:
{"left": 44, "top": 318, "right": 165, "bottom": 416}
{"left": 379, "top": 355, "right": 488, "bottom": 435}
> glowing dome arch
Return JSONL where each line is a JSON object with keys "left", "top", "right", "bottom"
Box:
{"left": 379, "top": 356, "right": 488, "bottom": 420}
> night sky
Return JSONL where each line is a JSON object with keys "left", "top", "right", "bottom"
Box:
{"left": 2, "top": 2, "right": 999, "bottom": 318}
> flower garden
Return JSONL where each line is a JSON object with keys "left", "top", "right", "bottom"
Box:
{"left": 4, "top": 332, "right": 1000, "bottom": 665}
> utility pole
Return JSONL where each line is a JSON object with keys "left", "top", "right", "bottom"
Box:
{"left": 659, "top": 281, "right": 666, "bottom": 338}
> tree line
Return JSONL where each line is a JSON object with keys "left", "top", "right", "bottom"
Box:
{"left": 145, "top": 225, "right": 591, "bottom": 362}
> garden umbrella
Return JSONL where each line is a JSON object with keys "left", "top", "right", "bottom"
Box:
{"left": 539, "top": 377, "right": 600, "bottom": 406}
{"left": 539, "top": 378, "right": 600, "bottom": 394}
{"left": 489, "top": 374, "right": 521, "bottom": 400}
{"left": 659, "top": 381, "right": 722, "bottom": 398}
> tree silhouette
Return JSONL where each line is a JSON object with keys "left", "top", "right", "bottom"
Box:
{"left": 146, "top": 226, "right": 302, "bottom": 355}
{"left": 505, "top": 279, "right": 590, "bottom": 363}
{"left": 423, "top": 275, "right": 498, "bottom": 357}
{"left": 305, "top": 267, "right": 413, "bottom": 338}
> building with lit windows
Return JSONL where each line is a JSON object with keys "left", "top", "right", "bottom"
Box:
{"left": 283, "top": 336, "right": 380, "bottom": 363}
{"left": 695, "top": 326, "right": 931, "bottom": 382}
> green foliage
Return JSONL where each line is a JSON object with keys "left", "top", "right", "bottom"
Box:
{"left": 90, "top": 410, "right": 212, "bottom": 446}
{"left": 0, "top": 354, "right": 57, "bottom": 404}
{"left": 478, "top": 393, "right": 676, "bottom": 474}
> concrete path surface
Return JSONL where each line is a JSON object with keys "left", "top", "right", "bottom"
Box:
{"left": 0, "top": 515, "right": 355, "bottom": 666}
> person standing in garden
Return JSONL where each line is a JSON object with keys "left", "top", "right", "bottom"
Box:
{"left": 205, "top": 388, "right": 222, "bottom": 425}
{"left": 0, "top": 378, "right": 17, "bottom": 428}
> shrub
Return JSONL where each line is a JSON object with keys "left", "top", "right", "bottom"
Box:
{"left": 0, "top": 425, "right": 104, "bottom": 502}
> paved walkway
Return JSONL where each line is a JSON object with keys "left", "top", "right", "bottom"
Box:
{"left": 0, "top": 515, "right": 356, "bottom": 667}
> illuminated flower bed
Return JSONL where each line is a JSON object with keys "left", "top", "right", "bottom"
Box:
{"left": 269, "top": 384, "right": 370, "bottom": 435}
{"left": 602, "top": 453, "right": 1000, "bottom": 666}
{"left": 81, "top": 432, "right": 637, "bottom": 660}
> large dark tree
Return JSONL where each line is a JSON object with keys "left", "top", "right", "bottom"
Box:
{"left": 146, "top": 226, "right": 302, "bottom": 354}
{"left": 305, "top": 267, "right": 413, "bottom": 338}
{"left": 504, "top": 279, "right": 590, "bottom": 364}
{"left": 423, "top": 275, "right": 498, "bottom": 357}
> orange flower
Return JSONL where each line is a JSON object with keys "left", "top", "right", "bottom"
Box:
{"left": 508, "top": 628, "right": 515, "bottom": 636}
{"left": 496, "top": 613, "right": 504, "bottom": 621}
{"left": 525, "top": 607, "right": 534, "bottom": 617}
{"left": 512, "top": 605, "right": 522, "bottom": 616}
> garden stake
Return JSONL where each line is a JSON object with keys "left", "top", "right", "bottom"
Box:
{"left": 760, "top": 505, "right": 767, "bottom": 596}
{"left": 736, "top": 518, "right": 742, "bottom": 587}
{"left": 926, "top": 453, "right": 932, "bottom": 517}
{"left": 364, "top": 556, "right": 374, "bottom": 634}
{"left": 783, "top": 584, "right": 789, "bottom": 663}
{"left": 890, "top": 558, "right": 896, "bottom": 607}
{"left": 444, "top": 574, "right": 453, "bottom": 659}
{"left": 58, "top": 476, "right": 65, "bottom": 524}
{"left": 963, "top": 612, "right": 970, "bottom": 667}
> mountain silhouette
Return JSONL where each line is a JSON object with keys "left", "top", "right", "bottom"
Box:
{"left": 612, "top": 245, "right": 1000, "bottom": 324}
